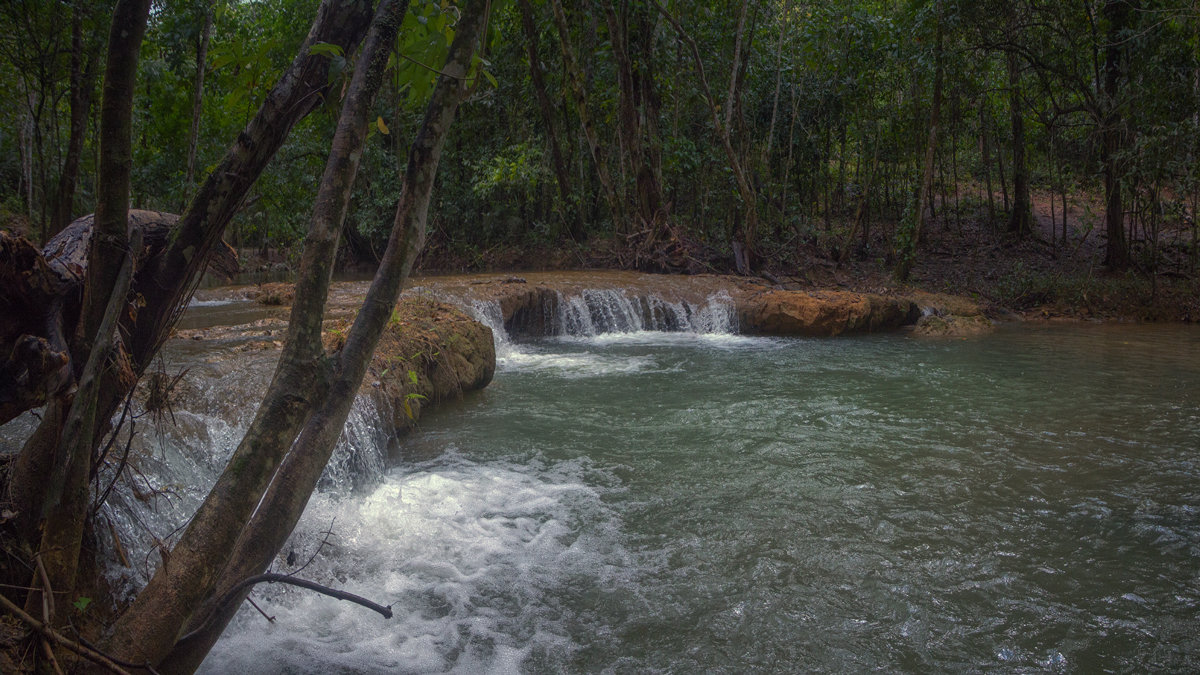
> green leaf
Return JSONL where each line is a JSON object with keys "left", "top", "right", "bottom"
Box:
{"left": 376, "top": 116, "right": 390, "bottom": 135}
{"left": 73, "top": 597, "right": 92, "bottom": 613}
{"left": 407, "top": 369, "right": 419, "bottom": 386}
{"left": 309, "top": 42, "right": 344, "bottom": 58}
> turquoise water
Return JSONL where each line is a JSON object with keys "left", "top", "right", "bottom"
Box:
{"left": 199, "top": 319, "right": 1200, "bottom": 673}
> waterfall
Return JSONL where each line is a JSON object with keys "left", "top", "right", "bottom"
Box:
{"left": 553, "top": 288, "right": 736, "bottom": 336}
{"left": 461, "top": 288, "right": 736, "bottom": 344}
{"left": 91, "top": 347, "right": 393, "bottom": 600}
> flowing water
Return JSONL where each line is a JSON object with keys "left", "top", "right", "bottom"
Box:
{"left": 194, "top": 289, "right": 1200, "bottom": 673}
{"left": 7, "top": 284, "right": 1196, "bottom": 672}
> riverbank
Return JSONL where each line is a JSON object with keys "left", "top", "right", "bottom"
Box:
{"left": 230, "top": 215, "right": 1200, "bottom": 325}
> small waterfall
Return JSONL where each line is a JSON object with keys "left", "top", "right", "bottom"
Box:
{"left": 553, "top": 288, "right": 736, "bottom": 336}
{"left": 462, "top": 288, "right": 736, "bottom": 344}
{"left": 95, "top": 352, "right": 392, "bottom": 599}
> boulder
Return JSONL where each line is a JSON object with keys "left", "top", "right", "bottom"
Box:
{"left": 913, "top": 313, "right": 994, "bottom": 337}
{"left": 360, "top": 296, "right": 495, "bottom": 432}
{"left": 739, "top": 289, "right": 919, "bottom": 336}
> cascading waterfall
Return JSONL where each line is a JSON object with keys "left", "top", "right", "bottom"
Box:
{"left": 458, "top": 288, "right": 739, "bottom": 376}
{"left": 91, "top": 341, "right": 396, "bottom": 601}
{"left": 552, "top": 288, "right": 736, "bottom": 337}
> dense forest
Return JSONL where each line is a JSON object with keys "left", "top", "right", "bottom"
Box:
{"left": 4, "top": 0, "right": 1199, "bottom": 301}
{"left": 1, "top": 0, "right": 1199, "bottom": 671}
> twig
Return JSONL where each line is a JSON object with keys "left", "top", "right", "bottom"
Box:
{"left": 93, "top": 397, "right": 136, "bottom": 515}
{"left": 41, "top": 638, "right": 66, "bottom": 675}
{"left": 246, "top": 596, "right": 275, "bottom": 623}
{"left": 36, "top": 554, "right": 55, "bottom": 624}
{"left": 0, "top": 592, "right": 135, "bottom": 675}
{"left": 290, "top": 517, "right": 337, "bottom": 577}
{"left": 178, "top": 573, "right": 393, "bottom": 644}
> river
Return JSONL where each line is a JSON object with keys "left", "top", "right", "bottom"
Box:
{"left": 197, "top": 286, "right": 1199, "bottom": 673}
{"left": 10, "top": 280, "right": 1198, "bottom": 672}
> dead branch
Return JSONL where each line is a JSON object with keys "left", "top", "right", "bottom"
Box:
{"left": 0, "top": 592, "right": 136, "bottom": 675}
{"left": 177, "top": 572, "right": 393, "bottom": 645}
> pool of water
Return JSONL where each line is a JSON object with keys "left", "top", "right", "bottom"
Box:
{"left": 200, "top": 321, "right": 1200, "bottom": 673}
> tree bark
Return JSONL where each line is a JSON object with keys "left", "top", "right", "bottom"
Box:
{"left": 184, "top": 0, "right": 214, "bottom": 199}
{"left": 50, "top": 3, "right": 101, "bottom": 237}
{"left": 550, "top": 0, "right": 623, "bottom": 229}
{"left": 1007, "top": 49, "right": 1031, "bottom": 235}
{"left": 103, "top": 1, "right": 405, "bottom": 668}
{"left": 160, "top": 3, "right": 485, "bottom": 671}
{"left": 515, "top": 0, "right": 573, "bottom": 232}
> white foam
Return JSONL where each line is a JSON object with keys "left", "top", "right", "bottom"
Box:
{"left": 497, "top": 349, "right": 656, "bottom": 377}
{"left": 202, "top": 454, "right": 628, "bottom": 674}
{"left": 188, "top": 298, "right": 238, "bottom": 308}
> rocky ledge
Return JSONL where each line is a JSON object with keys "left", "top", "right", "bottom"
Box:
{"left": 357, "top": 296, "right": 494, "bottom": 432}
{"left": 173, "top": 294, "right": 494, "bottom": 431}
{"left": 737, "top": 289, "right": 921, "bottom": 336}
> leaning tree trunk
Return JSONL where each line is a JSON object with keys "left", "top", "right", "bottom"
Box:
{"left": 5, "top": 0, "right": 374, "bottom": 575}
{"left": 26, "top": 0, "right": 150, "bottom": 645}
{"left": 515, "top": 0, "right": 573, "bottom": 232}
{"left": 103, "top": 1, "right": 409, "bottom": 667}
{"left": 156, "top": 3, "right": 486, "bottom": 672}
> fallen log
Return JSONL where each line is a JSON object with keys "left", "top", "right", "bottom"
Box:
{"left": 0, "top": 211, "right": 238, "bottom": 424}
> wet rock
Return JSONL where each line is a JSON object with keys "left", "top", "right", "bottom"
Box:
{"left": 913, "top": 313, "right": 994, "bottom": 337}
{"left": 905, "top": 291, "right": 995, "bottom": 337}
{"left": 739, "top": 289, "right": 919, "bottom": 336}
{"left": 366, "top": 296, "right": 495, "bottom": 432}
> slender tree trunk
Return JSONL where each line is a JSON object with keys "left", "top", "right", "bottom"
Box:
{"left": 515, "top": 0, "right": 573, "bottom": 235}
{"left": 896, "top": 4, "right": 942, "bottom": 282}
{"left": 184, "top": 0, "right": 214, "bottom": 201}
{"left": 1007, "top": 50, "right": 1031, "bottom": 236}
{"left": 50, "top": 5, "right": 100, "bottom": 237}
{"left": 550, "top": 0, "right": 623, "bottom": 229}
{"left": 28, "top": 0, "right": 150, "bottom": 642}
{"left": 105, "top": 1, "right": 409, "bottom": 669}
{"left": 1101, "top": 0, "right": 1129, "bottom": 269}
{"left": 980, "top": 102, "right": 996, "bottom": 230}
{"left": 654, "top": 0, "right": 758, "bottom": 272}
{"left": 160, "top": 5, "right": 484, "bottom": 671}
{"left": 765, "top": 2, "right": 789, "bottom": 160}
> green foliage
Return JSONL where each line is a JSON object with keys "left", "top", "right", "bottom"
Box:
{"left": 2, "top": 0, "right": 1197, "bottom": 282}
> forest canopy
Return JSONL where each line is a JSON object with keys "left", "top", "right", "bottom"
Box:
{"left": 4, "top": 0, "right": 1199, "bottom": 282}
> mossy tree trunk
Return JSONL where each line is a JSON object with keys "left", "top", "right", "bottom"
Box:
{"left": 23, "top": 0, "right": 150, "bottom": 645}
{"left": 157, "top": 3, "right": 487, "bottom": 671}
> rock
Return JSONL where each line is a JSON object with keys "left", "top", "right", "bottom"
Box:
{"left": 739, "top": 289, "right": 919, "bottom": 336}
{"left": 366, "top": 296, "right": 495, "bottom": 432}
{"left": 904, "top": 291, "right": 995, "bottom": 336}
{"left": 252, "top": 282, "right": 295, "bottom": 306}
{"left": 913, "top": 313, "right": 994, "bottom": 337}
